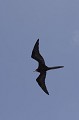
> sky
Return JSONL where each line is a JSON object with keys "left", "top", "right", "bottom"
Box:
{"left": 0, "top": 0, "right": 79, "bottom": 120}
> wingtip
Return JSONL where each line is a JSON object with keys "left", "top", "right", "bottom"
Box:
{"left": 42, "top": 88, "right": 49, "bottom": 95}
{"left": 37, "top": 39, "right": 39, "bottom": 42}
{"left": 46, "top": 92, "right": 49, "bottom": 95}
{"left": 44, "top": 89, "right": 49, "bottom": 95}
{"left": 42, "top": 89, "right": 49, "bottom": 95}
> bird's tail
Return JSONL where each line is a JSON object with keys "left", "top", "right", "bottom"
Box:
{"left": 48, "top": 66, "right": 64, "bottom": 70}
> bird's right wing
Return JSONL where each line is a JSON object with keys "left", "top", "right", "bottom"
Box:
{"left": 36, "top": 72, "right": 49, "bottom": 95}
{"left": 31, "top": 39, "right": 45, "bottom": 65}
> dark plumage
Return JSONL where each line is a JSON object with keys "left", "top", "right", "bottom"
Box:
{"left": 31, "top": 39, "right": 64, "bottom": 95}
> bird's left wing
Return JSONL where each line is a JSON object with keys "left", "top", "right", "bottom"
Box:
{"left": 36, "top": 72, "right": 49, "bottom": 95}
{"left": 31, "top": 39, "right": 45, "bottom": 65}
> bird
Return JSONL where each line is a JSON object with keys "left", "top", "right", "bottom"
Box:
{"left": 31, "top": 39, "right": 64, "bottom": 95}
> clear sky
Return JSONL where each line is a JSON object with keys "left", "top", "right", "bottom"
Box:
{"left": 0, "top": 0, "right": 79, "bottom": 120}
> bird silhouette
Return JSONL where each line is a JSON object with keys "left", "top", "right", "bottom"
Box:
{"left": 31, "top": 39, "right": 64, "bottom": 95}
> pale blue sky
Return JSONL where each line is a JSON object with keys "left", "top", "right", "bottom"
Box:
{"left": 0, "top": 0, "right": 79, "bottom": 120}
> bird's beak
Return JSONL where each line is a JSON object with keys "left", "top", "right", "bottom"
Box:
{"left": 33, "top": 70, "right": 36, "bottom": 72}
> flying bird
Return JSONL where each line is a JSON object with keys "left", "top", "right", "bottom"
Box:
{"left": 31, "top": 39, "right": 64, "bottom": 95}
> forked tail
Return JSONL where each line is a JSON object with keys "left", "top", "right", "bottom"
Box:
{"left": 48, "top": 66, "right": 64, "bottom": 70}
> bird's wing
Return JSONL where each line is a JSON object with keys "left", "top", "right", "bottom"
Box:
{"left": 36, "top": 72, "right": 49, "bottom": 95}
{"left": 31, "top": 39, "right": 45, "bottom": 65}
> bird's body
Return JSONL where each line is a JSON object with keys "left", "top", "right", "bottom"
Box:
{"left": 31, "top": 39, "right": 64, "bottom": 95}
{"left": 36, "top": 64, "right": 48, "bottom": 72}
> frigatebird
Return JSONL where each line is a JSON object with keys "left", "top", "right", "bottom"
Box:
{"left": 31, "top": 39, "right": 64, "bottom": 95}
